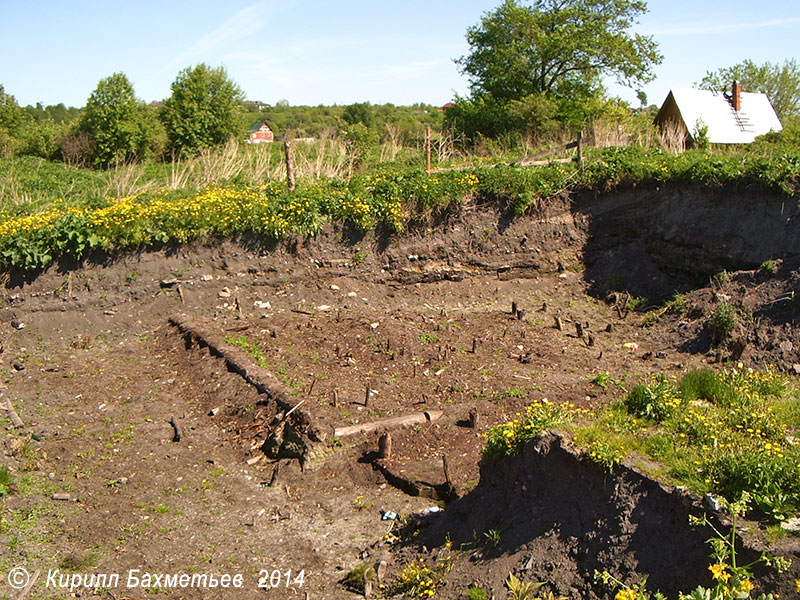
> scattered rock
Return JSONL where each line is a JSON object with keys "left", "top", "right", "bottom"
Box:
{"left": 200, "top": 274, "right": 213, "bottom": 281}
{"left": 703, "top": 493, "right": 723, "bottom": 512}
{"left": 11, "top": 320, "right": 25, "bottom": 330}
{"left": 779, "top": 517, "right": 800, "bottom": 533}
{"left": 218, "top": 287, "right": 232, "bottom": 298}
{"left": 330, "top": 284, "right": 340, "bottom": 291}
{"left": 790, "top": 364, "right": 800, "bottom": 376}
{"left": 51, "top": 493, "right": 73, "bottom": 501}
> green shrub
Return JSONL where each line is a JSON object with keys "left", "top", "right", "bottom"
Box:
{"left": 759, "top": 258, "right": 779, "bottom": 275}
{"left": 624, "top": 375, "right": 681, "bottom": 422}
{"left": 708, "top": 303, "right": 737, "bottom": 343}
{"left": 466, "top": 585, "right": 489, "bottom": 600}
{"left": 482, "top": 400, "right": 580, "bottom": 460}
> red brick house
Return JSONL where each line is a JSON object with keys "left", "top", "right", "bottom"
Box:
{"left": 247, "top": 121, "right": 274, "bottom": 144}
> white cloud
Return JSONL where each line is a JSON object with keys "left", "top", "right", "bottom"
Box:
{"left": 162, "top": 1, "right": 279, "bottom": 72}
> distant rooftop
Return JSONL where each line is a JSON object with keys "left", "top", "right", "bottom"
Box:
{"left": 655, "top": 88, "right": 782, "bottom": 144}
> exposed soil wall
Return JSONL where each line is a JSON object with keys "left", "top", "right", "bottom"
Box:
{"left": 416, "top": 432, "right": 793, "bottom": 599}
{"left": 576, "top": 183, "right": 800, "bottom": 299}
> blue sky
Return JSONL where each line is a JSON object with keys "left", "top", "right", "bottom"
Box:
{"left": 1, "top": 0, "right": 798, "bottom": 110}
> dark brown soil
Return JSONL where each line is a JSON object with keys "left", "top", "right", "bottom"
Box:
{"left": 1, "top": 186, "right": 799, "bottom": 599}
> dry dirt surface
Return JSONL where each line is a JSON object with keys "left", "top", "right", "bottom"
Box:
{"left": 1, "top": 188, "right": 799, "bottom": 599}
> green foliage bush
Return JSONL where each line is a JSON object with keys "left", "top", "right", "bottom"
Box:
{"left": 482, "top": 400, "right": 581, "bottom": 460}
{"left": 162, "top": 64, "right": 244, "bottom": 156}
{"left": 624, "top": 375, "right": 682, "bottom": 423}
{"left": 708, "top": 303, "right": 737, "bottom": 343}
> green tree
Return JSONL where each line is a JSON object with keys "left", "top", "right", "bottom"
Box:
{"left": 0, "top": 84, "right": 29, "bottom": 156}
{"left": 449, "top": 0, "right": 660, "bottom": 139}
{"left": 342, "top": 102, "right": 375, "bottom": 129}
{"left": 79, "top": 72, "right": 154, "bottom": 167}
{"left": 697, "top": 59, "right": 800, "bottom": 119}
{"left": 161, "top": 64, "right": 245, "bottom": 156}
{"left": 457, "top": 0, "right": 661, "bottom": 102}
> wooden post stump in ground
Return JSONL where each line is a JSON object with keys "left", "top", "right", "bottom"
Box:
{"left": 378, "top": 432, "right": 392, "bottom": 459}
{"left": 468, "top": 408, "right": 479, "bottom": 428}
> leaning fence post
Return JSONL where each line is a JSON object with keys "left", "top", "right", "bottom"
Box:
{"left": 284, "top": 140, "right": 296, "bottom": 192}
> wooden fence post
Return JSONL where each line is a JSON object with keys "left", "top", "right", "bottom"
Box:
{"left": 284, "top": 140, "right": 295, "bottom": 192}
{"left": 576, "top": 130, "right": 583, "bottom": 171}
{"left": 425, "top": 126, "right": 431, "bottom": 173}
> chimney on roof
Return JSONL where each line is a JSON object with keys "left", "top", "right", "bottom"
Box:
{"left": 731, "top": 80, "right": 741, "bottom": 111}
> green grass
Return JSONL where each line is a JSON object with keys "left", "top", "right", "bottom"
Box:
{"left": 224, "top": 335, "right": 268, "bottom": 368}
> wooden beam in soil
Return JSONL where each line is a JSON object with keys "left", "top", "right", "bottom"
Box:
{"left": 334, "top": 410, "right": 443, "bottom": 438}
{"left": 168, "top": 314, "right": 323, "bottom": 441}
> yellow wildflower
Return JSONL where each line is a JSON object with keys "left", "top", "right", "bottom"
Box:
{"left": 615, "top": 589, "right": 637, "bottom": 600}
{"left": 709, "top": 563, "right": 731, "bottom": 582}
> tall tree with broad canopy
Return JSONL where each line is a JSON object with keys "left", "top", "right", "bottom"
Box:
{"left": 162, "top": 64, "right": 245, "bottom": 156}
{"left": 450, "top": 0, "right": 661, "bottom": 136}
{"left": 697, "top": 59, "right": 800, "bottom": 119}
{"left": 78, "top": 73, "right": 156, "bottom": 167}
{"left": 457, "top": 0, "right": 661, "bottom": 101}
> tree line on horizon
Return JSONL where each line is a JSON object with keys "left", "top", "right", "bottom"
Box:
{"left": 1, "top": 0, "right": 799, "bottom": 171}
{"left": 0, "top": 65, "right": 445, "bottom": 169}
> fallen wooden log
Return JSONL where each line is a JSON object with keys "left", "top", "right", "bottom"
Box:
{"left": 168, "top": 314, "right": 322, "bottom": 442}
{"left": 334, "top": 410, "right": 442, "bottom": 438}
{"left": 2, "top": 391, "right": 25, "bottom": 429}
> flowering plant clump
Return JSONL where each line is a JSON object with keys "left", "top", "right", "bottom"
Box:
{"left": 625, "top": 374, "right": 682, "bottom": 422}
{"left": 395, "top": 556, "right": 453, "bottom": 599}
{"left": 0, "top": 168, "right": 491, "bottom": 271}
{"left": 482, "top": 399, "right": 589, "bottom": 460}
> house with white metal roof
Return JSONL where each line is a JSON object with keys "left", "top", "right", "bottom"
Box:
{"left": 654, "top": 82, "right": 782, "bottom": 147}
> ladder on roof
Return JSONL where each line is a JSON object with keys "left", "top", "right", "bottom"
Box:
{"left": 730, "top": 106, "right": 753, "bottom": 132}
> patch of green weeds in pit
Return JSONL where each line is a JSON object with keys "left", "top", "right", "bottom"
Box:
{"left": 0, "top": 466, "right": 15, "bottom": 497}
{"left": 224, "top": 335, "right": 269, "bottom": 368}
{"left": 759, "top": 259, "right": 779, "bottom": 275}
{"left": 59, "top": 551, "right": 100, "bottom": 571}
{"left": 708, "top": 302, "right": 737, "bottom": 344}
{"left": 418, "top": 332, "right": 438, "bottom": 345}
{"left": 590, "top": 371, "right": 626, "bottom": 392}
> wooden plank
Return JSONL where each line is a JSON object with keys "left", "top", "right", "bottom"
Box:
{"left": 517, "top": 157, "right": 573, "bottom": 167}
{"left": 334, "top": 410, "right": 443, "bottom": 437}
